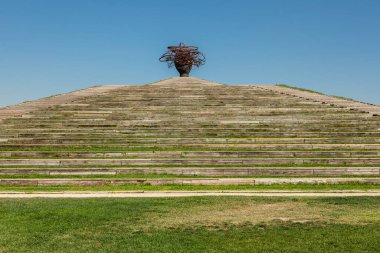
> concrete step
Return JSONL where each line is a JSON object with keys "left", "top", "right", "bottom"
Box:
{"left": 1, "top": 158, "right": 380, "bottom": 166}
{"left": 0, "top": 167, "right": 379, "bottom": 176}
{"left": 257, "top": 85, "right": 380, "bottom": 116}
{"left": 0, "top": 86, "right": 123, "bottom": 121}
{"left": 1, "top": 150, "right": 379, "bottom": 158}
{"left": 2, "top": 143, "right": 380, "bottom": 150}
{"left": 2, "top": 131, "right": 380, "bottom": 137}
{"left": 4, "top": 137, "right": 380, "bottom": 145}
{"left": 0, "top": 177, "right": 379, "bottom": 187}
{"left": 1, "top": 78, "right": 380, "bottom": 178}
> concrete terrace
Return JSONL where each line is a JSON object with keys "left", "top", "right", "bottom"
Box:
{"left": 0, "top": 77, "right": 380, "bottom": 187}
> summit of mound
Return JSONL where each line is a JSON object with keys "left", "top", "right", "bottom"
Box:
{"left": 148, "top": 77, "right": 223, "bottom": 87}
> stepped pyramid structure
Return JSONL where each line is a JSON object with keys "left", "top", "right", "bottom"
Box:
{"left": 0, "top": 77, "right": 380, "bottom": 186}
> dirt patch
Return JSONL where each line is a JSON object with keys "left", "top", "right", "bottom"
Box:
{"left": 144, "top": 199, "right": 380, "bottom": 230}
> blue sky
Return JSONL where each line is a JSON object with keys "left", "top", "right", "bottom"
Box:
{"left": 0, "top": 0, "right": 379, "bottom": 106}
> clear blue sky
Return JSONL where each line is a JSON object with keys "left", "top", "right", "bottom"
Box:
{"left": 1, "top": 0, "right": 379, "bottom": 106}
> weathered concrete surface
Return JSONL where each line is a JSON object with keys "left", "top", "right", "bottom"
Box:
{"left": 1, "top": 158, "right": 380, "bottom": 166}
{"left": 150, "top": 77, "right": 223, "bottom": 87}
{"left": 0, "top": 85, "right": 123, "bottom": 121}
{"left": 0, "top": 177, "right": 378, "bottom": 186}
{"left": 0, "top": 190, "right": 379, "bottom": 198}
{"left": 0, "top": 167, "right": 379, "bottom": 176}
{"left": 1, "top": 77, "right": 380, "bottom": 179}
{"left": 256, "top": 85, "right": 380, "bottom": 116}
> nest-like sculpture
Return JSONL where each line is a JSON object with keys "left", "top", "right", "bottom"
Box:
{"left": 159, "top": 43, "right": 206, "bottom": 77}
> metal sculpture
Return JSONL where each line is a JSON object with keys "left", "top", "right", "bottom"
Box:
{"left": 159, "top": 43, "right": 206, "bottom": 77}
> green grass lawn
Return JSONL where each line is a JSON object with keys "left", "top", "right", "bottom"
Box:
{"left": 0, "top": 197, "right": 379, "bottom": 252}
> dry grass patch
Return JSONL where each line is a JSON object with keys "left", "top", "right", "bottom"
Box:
{"left": 143, "top": 199, "right": 380, "bottom": 230}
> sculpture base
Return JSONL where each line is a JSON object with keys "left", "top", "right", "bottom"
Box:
{"left": 175, "top": 64, "right": 192, "bottom": 77}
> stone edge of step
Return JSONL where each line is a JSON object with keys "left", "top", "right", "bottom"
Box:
{"left": 254, "top": 85, "right": 380, "bottom": 117}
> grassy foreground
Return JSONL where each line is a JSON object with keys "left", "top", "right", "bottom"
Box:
{"left": 0, "top": 197, "right": 379, "bottom": 252}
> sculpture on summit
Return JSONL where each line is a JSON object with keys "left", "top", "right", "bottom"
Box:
{"left": 159, "top": 43, "right": 206, "bottom": 77}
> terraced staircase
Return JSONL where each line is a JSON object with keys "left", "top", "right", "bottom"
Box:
{"left": 0, "top": 77, "right": 380, "bottom": 187}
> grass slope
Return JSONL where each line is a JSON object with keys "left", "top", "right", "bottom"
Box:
{"left": 277, "top": 84, "right": 356, "bottom": 101}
